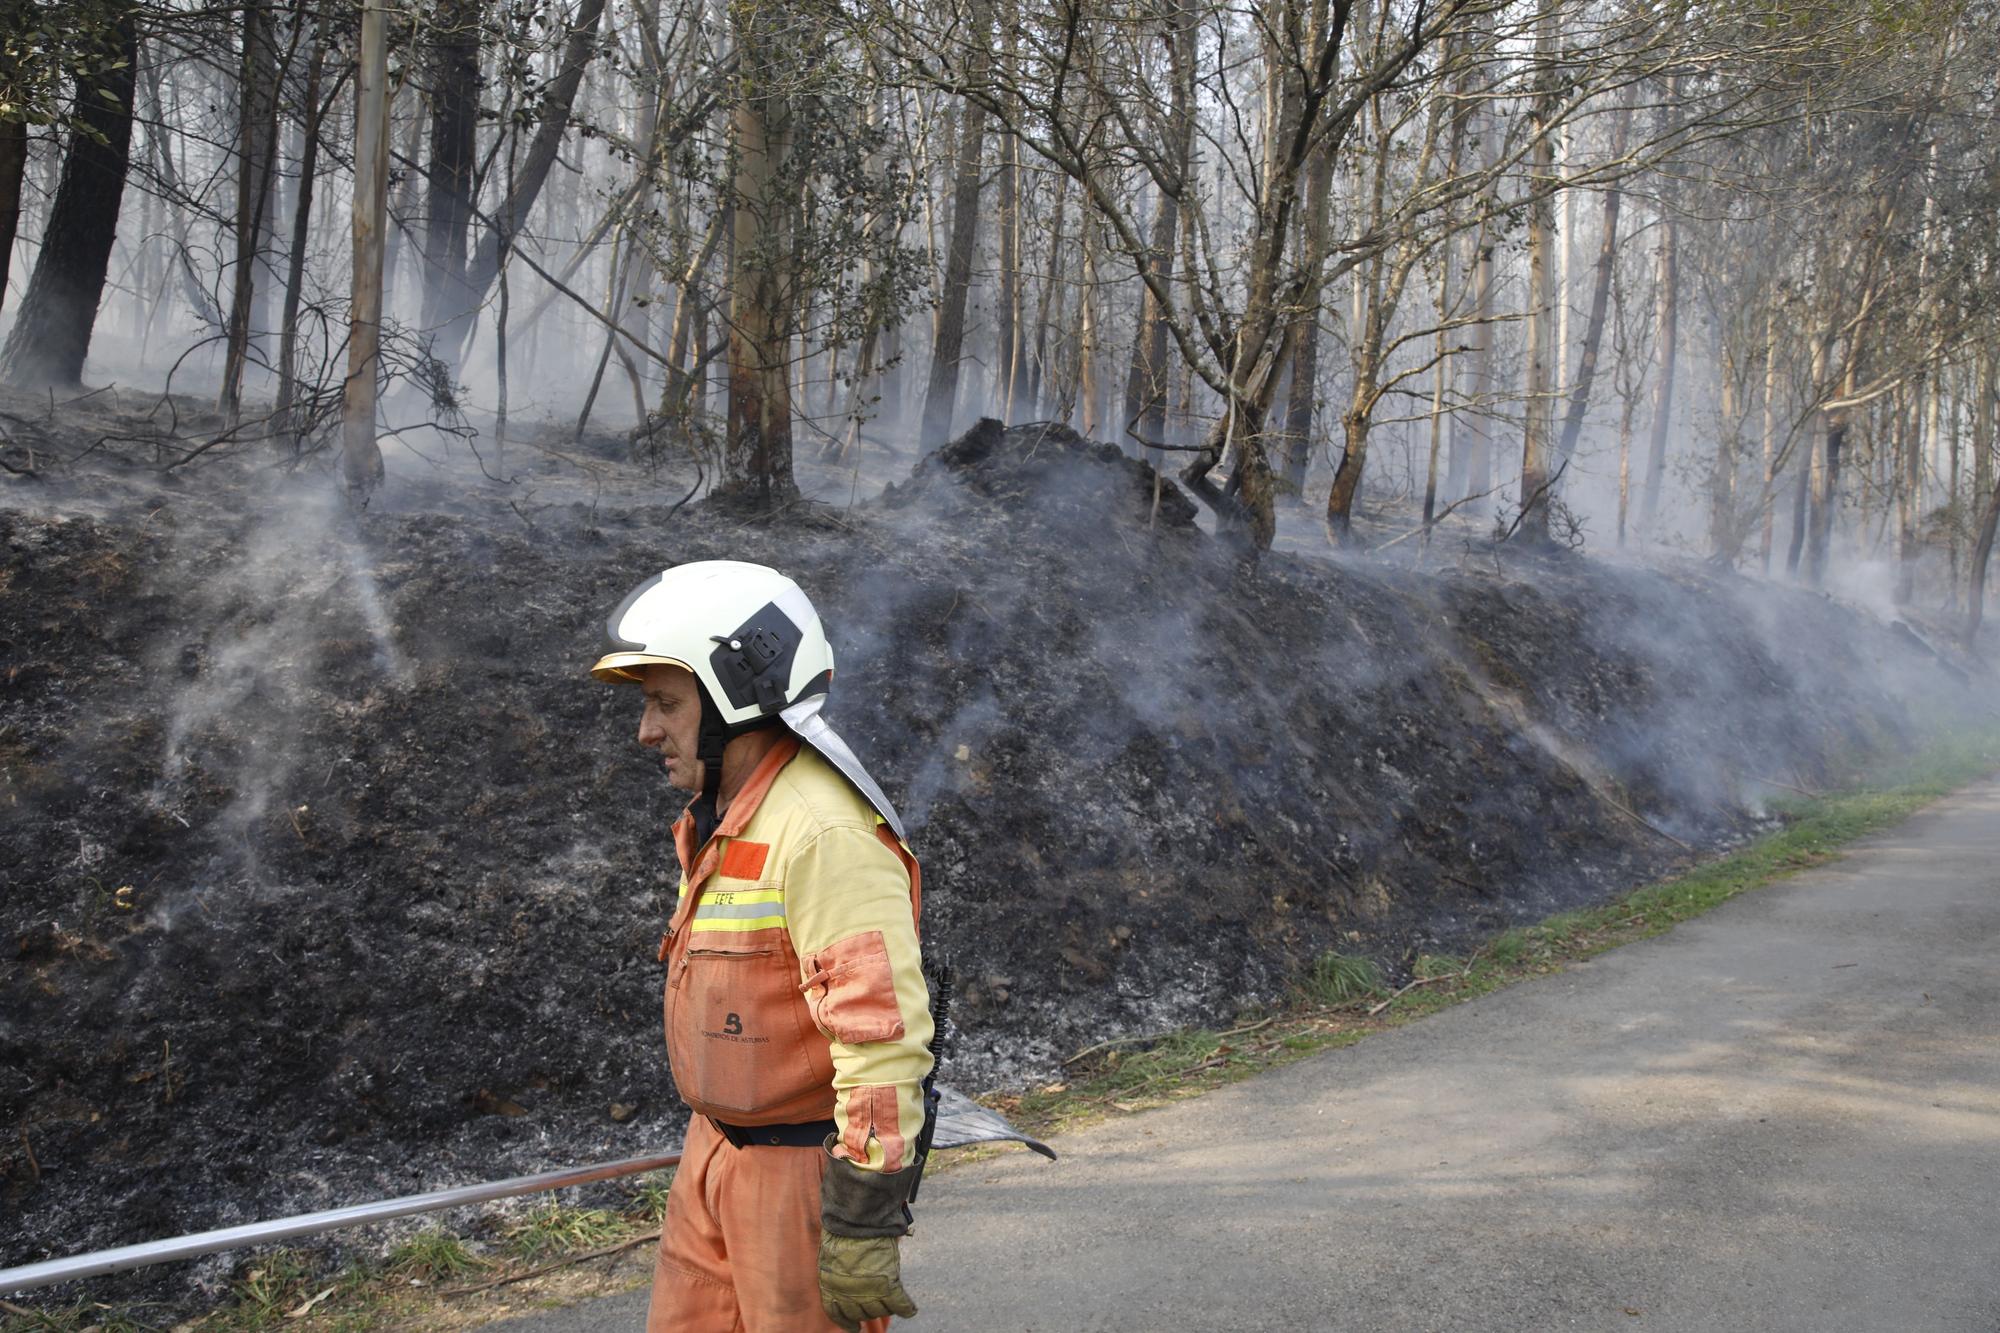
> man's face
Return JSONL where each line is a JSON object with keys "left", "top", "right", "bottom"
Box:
{"left": 636, "top": 664, "right": 704, "bottom": 792}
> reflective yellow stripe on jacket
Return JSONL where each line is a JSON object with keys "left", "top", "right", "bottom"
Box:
{"left": 691, "top": 886, "right": 787, "bottom": 933}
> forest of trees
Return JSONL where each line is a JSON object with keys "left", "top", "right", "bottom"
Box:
{"left": 3, "top": 0, "right": 1998, "bottom": 626}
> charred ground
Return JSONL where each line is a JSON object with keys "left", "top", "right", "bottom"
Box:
{"left": 0, "top": 407, "right": 1982, "bottom": 1300}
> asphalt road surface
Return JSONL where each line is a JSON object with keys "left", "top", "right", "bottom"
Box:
{"left": 494, "top": 781, "right": 2000, "bottom": 1332}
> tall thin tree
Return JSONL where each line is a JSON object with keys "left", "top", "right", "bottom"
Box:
{"left": 0, "top": 4, "right": 137, "bottom": 387}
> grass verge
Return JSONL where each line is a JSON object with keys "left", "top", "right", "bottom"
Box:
{"left": 6, "top": 731, "right": 1995, "bottom": 1332}
{"left": 0, "top": 1195, "right": 669, "bottom": 1333}
{"left": 987, "top": 728, "right": 2000, "bottom": 1139}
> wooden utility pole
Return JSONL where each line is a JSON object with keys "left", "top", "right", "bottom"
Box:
{"left": 342, "top": 0, "right": 388, "bottom": 498}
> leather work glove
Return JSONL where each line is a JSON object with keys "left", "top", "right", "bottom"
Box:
{"left": 819, "top": 1145, "right": 918, "bottom": 1331}
{"left": 819, "top": 1233, "right": 915, "bottom": 1331}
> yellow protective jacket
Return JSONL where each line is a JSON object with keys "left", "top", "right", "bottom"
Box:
{"left": 659, "top": 734, "right": 933, "bottom": 1173}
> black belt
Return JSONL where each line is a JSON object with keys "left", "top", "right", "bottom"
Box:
{"left": 709, "top": 1116, "right": 836, "bottom": 1149}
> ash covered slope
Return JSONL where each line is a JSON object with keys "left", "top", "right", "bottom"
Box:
{"left": 0, "top": 418, "right": 1970, "bottom": 1277}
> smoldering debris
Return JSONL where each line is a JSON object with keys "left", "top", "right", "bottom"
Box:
{"left": 0, "top": 414, "right": 1987, "bottom": 1301}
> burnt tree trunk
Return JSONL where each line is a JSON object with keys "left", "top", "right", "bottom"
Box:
{"left": 1463, "top": 236, "right": 1496, "bottom": 502}
{"left": 420, "top": 0, "right": 481, "bottom": 335}
{"left": 1554, "top": 104, "right": 1629, "bottom": 469}
{"left": 442, "top": 0, "right": 607, "bottom": 361}
{"left": 0, "top": 0, "right": 33, "bottom": 310}
{"left": 1325, "top": 378, "right": 1374, "bottom": 542}
{"left": 220, "top": 1, "right": 281, "bottom": 421}
{"left": 1184, "top": 393, "right": 1280, "bottom": 550}
{"left": 1805, "top": 414, "right": 1845, "bottom": 586}
{"left": 1706, "top": 325, "right": 1740, "bottom": 564}
{"left": 0, "top": 9, "right": 137, "bottom": 388}
{"left": 1029, "top": 176, "right": 1067, "bottom": 416}
{"left": 1785, "top": 431, "right": 1811, "bottom": 577}
{"left": 1123, "top": 181, "right": 1181, "bottom": 456}
{"left": 1076, "top": 211, "right": 1101, "bottom": 433}
{"left": 996, "top": 112, "right": 1022, "bottom": 420}
{"left": 1896, "top": 385, "right": 1922, "bottom": 604}
{"left": 719, "top": 6, "right": 799, "bottom": 507}
{"left": 1968, "top": 461, "right": 2000, "bottom": 649}
{"left": 1124, "top": 3, "right": 1195, "bottom": 459}
{"left": 920, "top": 82, "right": 986, "bottom": 447}
{"left": 342, "top": 0, "right": 389, "bottom": 498}
{"left": 1280, "top": 193, "right": 1331, "bottom": 498}
{"left": 384, "top": 97, "right": 425, "bottom": 297}
{"left": 1278, "top": 306, "right": 1321, "bottom": 495}
{"left": 1281, "top": 129, "right": 1333, "bottom": 495}
{"left": 274, "top": 20, "right": 330, "bottom": 438}
{"left": 0, "top": 112, "right": 26, "bottom": 317}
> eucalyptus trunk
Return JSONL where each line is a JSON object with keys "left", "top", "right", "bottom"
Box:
{"left": 1759, "top": 306, "right": 1779, "bottom": 572}
{"left": 720, "top": 5, "right": 800, "bottom": 507}
{"left": 921, "top": 79, "right": 988, "bottom": 446}
{"left": 220, "top": 1, "right": 281, "bottom": 422}
{"left": 419, "top": 0, "right": 481, "bottom": 335}
{"left": 342, "top": 0, "right": 389, "bottom": 497}
{"left": 1124, "top": 181, "right": 1182, "bottom": 456}
{"left": 1964, "top": 471, "right": 2000, "bottom": 649}
{"left": 1279, "top": 138, "right": 1334, "bottom": 493}
{"left": 1639, "top": 213, "right": 1679, "bottom": 529}
{"left": 1554, "top": 101, "right": 1631, "bottom": 471}
{"left": 1805, "top": 413, "right": 1846, "bottom": 587}
{"left": 442, "top": 0, "right": 609, "bottom": 362}
{"left": 1515, "top": 0, "right": 1558, "bottom": 547}
{"left": 274, "top": 22, "right": 329, "bottom": 439}
{"left": 0, "top": 114, "right": 26, "bottom": 317}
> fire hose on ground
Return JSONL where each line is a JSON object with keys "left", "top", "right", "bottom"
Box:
{"left": 0, "top": 1087, "right": 1053, "bottom": 1296}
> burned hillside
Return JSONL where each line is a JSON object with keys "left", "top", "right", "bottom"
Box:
{"left": 0, "top": 416, "right": 1982, "bottom": 1293}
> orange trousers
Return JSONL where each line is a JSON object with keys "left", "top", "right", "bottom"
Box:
{"left": 647, "top": 1115, "right": 891, "bottom": 1333}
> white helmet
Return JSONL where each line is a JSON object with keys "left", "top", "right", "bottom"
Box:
{"left": 591, "top": 560, "right": 834, "bottom": 723}
{"left": 591, "top": 561, "right": 906, "bottom": 838}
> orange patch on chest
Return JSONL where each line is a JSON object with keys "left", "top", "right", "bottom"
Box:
{"left": 718, "top": 840, "right": 770, "bottom": 881}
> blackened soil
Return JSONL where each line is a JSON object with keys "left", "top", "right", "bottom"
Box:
{"left": 0, "top": 411, "right": 1977, "bottom": 1304}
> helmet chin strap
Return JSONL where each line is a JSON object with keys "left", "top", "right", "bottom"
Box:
{"left": 689, "top": 691, "right": 731, "bottom": 847}
{"left": 689, "top": 688, "right": 782, "bottom": 846}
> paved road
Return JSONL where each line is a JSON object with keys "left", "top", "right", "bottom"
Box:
{"left": 494, "top": 781, "right": 2000, "bottom": 1332}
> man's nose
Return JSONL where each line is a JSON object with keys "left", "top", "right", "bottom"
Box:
{"left": 637, "top": 705, "right": 663, "bottom": 746}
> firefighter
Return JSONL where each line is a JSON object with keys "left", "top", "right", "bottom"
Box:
{"left": 591, "top": 561, "right": 933, "bottom": 1332}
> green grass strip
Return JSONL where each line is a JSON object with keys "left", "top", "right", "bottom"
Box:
{"left": 990, "top": 728, "right": 2000, "bottom": 1138}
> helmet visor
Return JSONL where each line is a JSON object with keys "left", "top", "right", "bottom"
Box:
{"left": 589, "top": 651, "right": 694, "bottom": 684}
